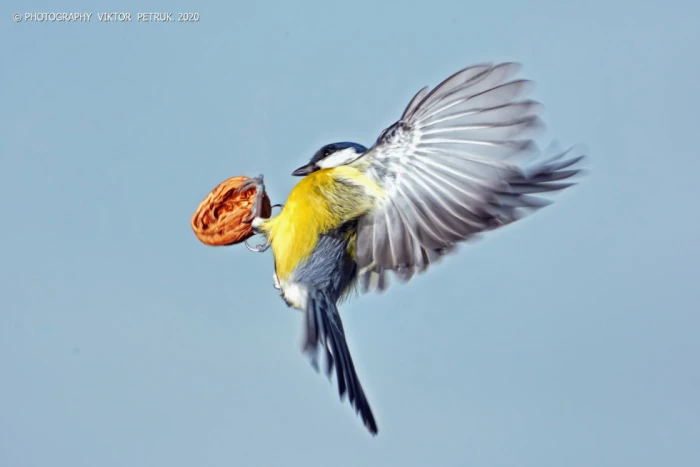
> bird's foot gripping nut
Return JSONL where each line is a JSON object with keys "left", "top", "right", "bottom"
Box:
{"left": 235, "top": 174, "right": 269, "bottom": 226}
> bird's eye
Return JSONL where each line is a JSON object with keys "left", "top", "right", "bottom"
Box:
{"left": 323, "top": 145, "right": 334, "bottom": 157}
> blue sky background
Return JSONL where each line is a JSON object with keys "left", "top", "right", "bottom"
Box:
{"left": 2, "top": 1, "right": 699, "bottom": 466}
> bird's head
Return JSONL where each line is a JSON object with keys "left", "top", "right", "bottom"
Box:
{"left": 292, "top": 142, "right": 368, "bottom": 176}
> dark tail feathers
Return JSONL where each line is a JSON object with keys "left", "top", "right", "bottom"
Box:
{"left": 303, "top": 289, "right": 378, "bottom": 436}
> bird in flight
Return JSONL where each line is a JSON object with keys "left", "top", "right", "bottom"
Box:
{"left": 238, "top": 62, "right": 585, "bottom": 436}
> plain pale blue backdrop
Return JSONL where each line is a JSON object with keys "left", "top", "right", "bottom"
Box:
{"left": 2, "top": 1, "right": 699, "bottom": 466}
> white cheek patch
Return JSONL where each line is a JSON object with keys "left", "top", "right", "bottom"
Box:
{"left": 317, "top": 148, "right": 361, "bottom": 169}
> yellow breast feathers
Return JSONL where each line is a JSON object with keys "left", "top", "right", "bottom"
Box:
{"left": 258, "top": 166, "right": 383, "bottom": 280}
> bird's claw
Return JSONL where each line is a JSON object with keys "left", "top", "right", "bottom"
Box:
{"left": 235, "top": 174, "right": 264, "bottom": 195}
{"left": 244, "top": 238, "right": 270, "bottom": 253}
{"left": 237, "top": 174, "right": 266, "bottom": 224}
{"left": 239, "top": 176, "right": 283, "bottom": 255}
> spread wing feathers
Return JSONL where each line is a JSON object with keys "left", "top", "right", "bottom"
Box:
{"left": 303, "top": 289, "right": 378, "bottom": 435}
{"left": 353, "top": 62, "right": 585, "bottom": 292}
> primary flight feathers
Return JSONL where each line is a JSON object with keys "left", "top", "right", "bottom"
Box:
{"left": 351, "top": 62, "right": 585, "bottom": 292}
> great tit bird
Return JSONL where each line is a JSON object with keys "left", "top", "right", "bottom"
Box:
{"left": 237, "top": 62, "right": 585, "bottom": 436}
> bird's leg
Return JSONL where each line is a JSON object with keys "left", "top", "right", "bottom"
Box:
{"left": 237, "top": 176, "right": 285, "bottom": 254}
{"left": 235, "top": 174, "right": 271, "bottom": 253}
{"left": 235, "top": 174, "right": 267, "bottom": 231}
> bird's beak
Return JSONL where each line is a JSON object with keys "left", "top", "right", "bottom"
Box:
{"left": 292, "top": 163, "right": 315, "bottom": 176}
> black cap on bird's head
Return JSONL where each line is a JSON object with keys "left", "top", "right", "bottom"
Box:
{"left": 292, "top": 142, "right": 368, "bottom": 176}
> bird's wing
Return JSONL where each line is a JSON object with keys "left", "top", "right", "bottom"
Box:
{"left": 351, "top": 62, "right": 585, "bottom": 293}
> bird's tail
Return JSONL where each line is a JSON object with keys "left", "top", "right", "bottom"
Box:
{"left": 303, "top": 289, "right": 378, "bottom": 436}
